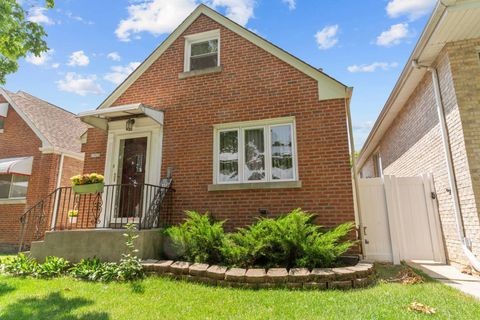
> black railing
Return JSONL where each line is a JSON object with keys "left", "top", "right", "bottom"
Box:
{"left": 18, "top": 179, "right": 173, "bottom": 251}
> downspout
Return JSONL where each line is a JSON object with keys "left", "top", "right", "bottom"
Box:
{"left": 345, "top": 87, "right": 366, "bottom": 258}
{"left": 50, "top": 153, "right": 65, "bottom": 229}
{"left": 430, "top": 67, "right": 480, "bottom": 271}
{"left": 415, "top": 58, "right": 480, "bottom": 271}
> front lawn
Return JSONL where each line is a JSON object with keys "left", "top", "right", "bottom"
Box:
{"left": 0, "top": 264, "right": 478, "bottom": 319}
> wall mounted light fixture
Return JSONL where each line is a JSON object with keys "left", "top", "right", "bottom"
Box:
{"left": 126, "top": 118, "right": 135, "bottom": 131}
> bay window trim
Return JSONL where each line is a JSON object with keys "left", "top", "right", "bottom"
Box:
{"left": 213, "top": 117, "right": 298, "bottom": 186}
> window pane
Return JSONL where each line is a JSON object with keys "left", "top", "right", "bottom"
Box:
{"left": 271, "top": 125, "right": 293, "bottom": 180}
{"left": 244, "top": 128, "right": 265, "bottom": 181}
{"left": 10, "top": 175, "right": 29, "bottom": 198}
{"left": 0, "top": 117, "right": 4, "bottom": 130}
{"left": 190, "top": 54, "right": 217, "bottom": 71}
{"left": 0, "top": 175, "right": 11, "bottom": 199}
{"left": 191, "top": 40, "right": 218, "bottom": 56}
{"left": 219, "top": 131, "right": 238, "bottom": 182}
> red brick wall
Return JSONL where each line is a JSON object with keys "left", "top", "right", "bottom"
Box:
{"left": 0, "top": 101, "right": 58, "bottom": 250}
{"left": 0, "top": 97, "right": 84, "bottom": 251}
{"left": 82, "top": 14, "right": 354, "bottom": 231}
{"left": 60, "top": 156, "right": 84, "bottom": 187}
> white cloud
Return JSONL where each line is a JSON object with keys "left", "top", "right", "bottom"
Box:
{"left": 347, "top": 62, "right": 399, "bottom": 73}
{"left": 353, "top": 120, "right": 374, "bottom": 133}
{"left": 115, "top": 0, "right": 255, "bottom": 41}
{"left": 51, "top": 63, "right": 60, "bottom": 69}
{"left": 208, "top": 0, "right": 255, "bottom": 26}
{"left": 107, "top": 52, "right": 121, "bottom": 61}
{"left": 104, "top": 62, "right": 141, "bottom": 85}
{"left": 57, "top": 72, "right": 104, "bottom": 96}
{"left": 376, "top": 23, "right": 409, "bottom": 47}
{"left": 27, "top": 7, "right": 54, "bottom": 25}
{"left": 315, "top": 25, "right": 339, "bottom": 50}
{"left": 115, "top": 0, "right": 197, "bottom": 42}
{"left": 282, "top": 0, "right": 296, "bottom": 10}
{"left": 25, "top": 49, "right": 54, "bottom": 66}
{"left": 64, "top": 10, "right": 94, "bottom": 25}
{"left": 67, "top": 50, "right": 90, "bottom": 67}
{"left": 386, "top": 0, "right": 436, "bottom": 21}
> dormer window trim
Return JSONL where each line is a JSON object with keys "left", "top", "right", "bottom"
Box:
{"left": 184, "top": 29, "right": 220, "bottom": 72}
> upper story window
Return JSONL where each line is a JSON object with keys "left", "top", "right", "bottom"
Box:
{"left": 0, "top": 174, "right": 29, "bottom": 199}
{"left": 213, "top": 117, "right": 298, "bottom": 184}
{"left": 184, "top": 30, "right": 220, "bottom": 72}
{"left": 0, "top": 102, "right": 8, "bottom": 132}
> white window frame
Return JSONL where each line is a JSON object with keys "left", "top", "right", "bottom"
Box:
{"left": 213, "top": 117, "right": 298, "bottom": 185}
{"left": 0, "top": 174, "right": 29, "bottom": 200}
{"left": 184, "top": 29, "right": 220, "bottom": 72}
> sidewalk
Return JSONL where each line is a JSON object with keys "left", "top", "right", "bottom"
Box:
{"left": 408, "top": 260, "right": 480, "bottom": 300}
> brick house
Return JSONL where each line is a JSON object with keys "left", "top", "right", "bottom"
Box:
{"left": 0, "top": 89, "right": 86, "bottom": 252}
{"left": 357, "top": 1, "right": 480, "bottom": 268}
{"left": 25, "top": 5, "right": 356, "bottom": 261}
{"left": 73, "top": 4, "right": 355, "bottom": 234}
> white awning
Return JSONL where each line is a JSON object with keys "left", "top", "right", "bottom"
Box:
{"left": 77, "top": 103, "right": 164, "bottom": 130}
{"left": 0, "top": 157, "right": 34, "bottom": 176}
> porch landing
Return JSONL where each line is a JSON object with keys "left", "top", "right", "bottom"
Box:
{"left": 30, "top": 228, "right": 163, "bottom": 263}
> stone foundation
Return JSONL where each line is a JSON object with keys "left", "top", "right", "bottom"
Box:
{"left": 141, "top": 260, "right": 375, "bottom": 290}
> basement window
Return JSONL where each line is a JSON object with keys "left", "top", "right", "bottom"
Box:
{"left": 184, "top": 30, "right": 220, "bottom": 72}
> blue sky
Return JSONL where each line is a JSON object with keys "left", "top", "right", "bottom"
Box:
{"left": 6, "top": 0, "right": 437, "bottom": 148}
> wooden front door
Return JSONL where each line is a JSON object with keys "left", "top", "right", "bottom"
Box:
{"left": 116, "top": 137, "right": 148, "bottom": 218}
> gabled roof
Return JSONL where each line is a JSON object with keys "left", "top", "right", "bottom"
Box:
{"left": 0, "top": 89, "right": 87, "bottom": 155}
{"left": 98, "top": 4, "right": 349, "bottom": 110}
{"left": 356, "top": 0, "right": 480, "bottom": 171}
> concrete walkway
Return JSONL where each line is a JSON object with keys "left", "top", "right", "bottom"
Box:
{"left": 408, "top": 260, "right": 480, "bottom": 300}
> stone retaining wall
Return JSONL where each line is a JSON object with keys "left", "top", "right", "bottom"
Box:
{"left": 141, "top": 260, "right": 375, "bottom": 290}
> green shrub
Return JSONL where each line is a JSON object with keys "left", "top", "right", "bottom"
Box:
{"left": 35, "top": 256, "right": 70, "bottom": 278}
{"left": 223, "top": 209, "right": 355, "bottom": 268}
{"left": 69, "top": 257, "right": 104, "bottom": 281}
{"left": 0, "top": 253, "right": 38, "bottom": 276}
{"left": 164, "top": 211, "right": 226, "bottom": 264}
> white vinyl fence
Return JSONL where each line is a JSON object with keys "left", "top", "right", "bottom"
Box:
{"left": 358, "top": 174, "right": 446, "bottom": 264}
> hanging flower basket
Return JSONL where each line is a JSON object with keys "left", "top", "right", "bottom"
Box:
{"left": 71, "top": 173, "right": 105, "bottom": 194}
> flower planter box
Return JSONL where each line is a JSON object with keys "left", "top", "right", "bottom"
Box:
{"left": 73, "top": 182, "right": 104, "bottom": 194}
{"left": 69, "top": 216, "right": 77, "bottom": 224}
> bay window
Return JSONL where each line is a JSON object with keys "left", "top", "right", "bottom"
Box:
{"left": 0, "top": 174, "right": 29, "bottom": 199}
{"left": 214, "top": 118, "right": 297, "bottom": 184}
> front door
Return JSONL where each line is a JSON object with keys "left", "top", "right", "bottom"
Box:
{"left": 116, "top": 136, "right": 148, "bottom": 219}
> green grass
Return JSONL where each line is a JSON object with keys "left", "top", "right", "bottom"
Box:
{"left": 0, "top": 264, "right": 479, "bottom": 319}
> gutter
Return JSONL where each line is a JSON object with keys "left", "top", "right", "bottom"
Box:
{"left": 345, "top": 87, "right": 366, "bottom": 258}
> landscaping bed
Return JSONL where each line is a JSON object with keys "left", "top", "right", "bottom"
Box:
{"left": 141, "top": 260, "right": 374, "bottom": 290}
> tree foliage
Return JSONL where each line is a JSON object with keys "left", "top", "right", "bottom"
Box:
{"left": 0, "top": 0, "right": 54, "bottom": 84}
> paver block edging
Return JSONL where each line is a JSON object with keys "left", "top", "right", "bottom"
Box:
{"left": 142, "top": 260, "right": 374, "bottom": 290}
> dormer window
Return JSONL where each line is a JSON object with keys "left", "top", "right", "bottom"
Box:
{"left": 0, "top": 102, "right": 8, "bottom": 132}
{"left": 184, "top": 30, "right": 220, "bottom": 72}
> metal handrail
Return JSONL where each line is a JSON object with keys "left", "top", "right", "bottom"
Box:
{"left": 18, "top": 180, "right": 174, "bottom": 252}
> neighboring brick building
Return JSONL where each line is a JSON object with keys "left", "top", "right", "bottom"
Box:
{"left": 0, "top": 89, "right": 86, "bottom": 252}
{"left": 357, "top": 1, "right": 480, "bottom": 267}
{"left": 78, "top": 5, "right": 355, "bottom": 232}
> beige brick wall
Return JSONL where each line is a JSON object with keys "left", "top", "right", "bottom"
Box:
{"left": 447, "top": 39, "right": 480, "bottom": 252}
{"left": 360, "top": 45, "right": 480, "bottom": 265}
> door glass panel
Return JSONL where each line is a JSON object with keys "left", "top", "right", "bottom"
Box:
{"left": 116, "top": 137, "right": 147, "bottom": 218}
{"left": 244, "top": 128, "right": 265, "bottom": 181}
{"left": 219, "top": 130, "right": 238, "bottom": 182}
{"left": 271, "top": 125, "right": 293, "bottom": 180}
